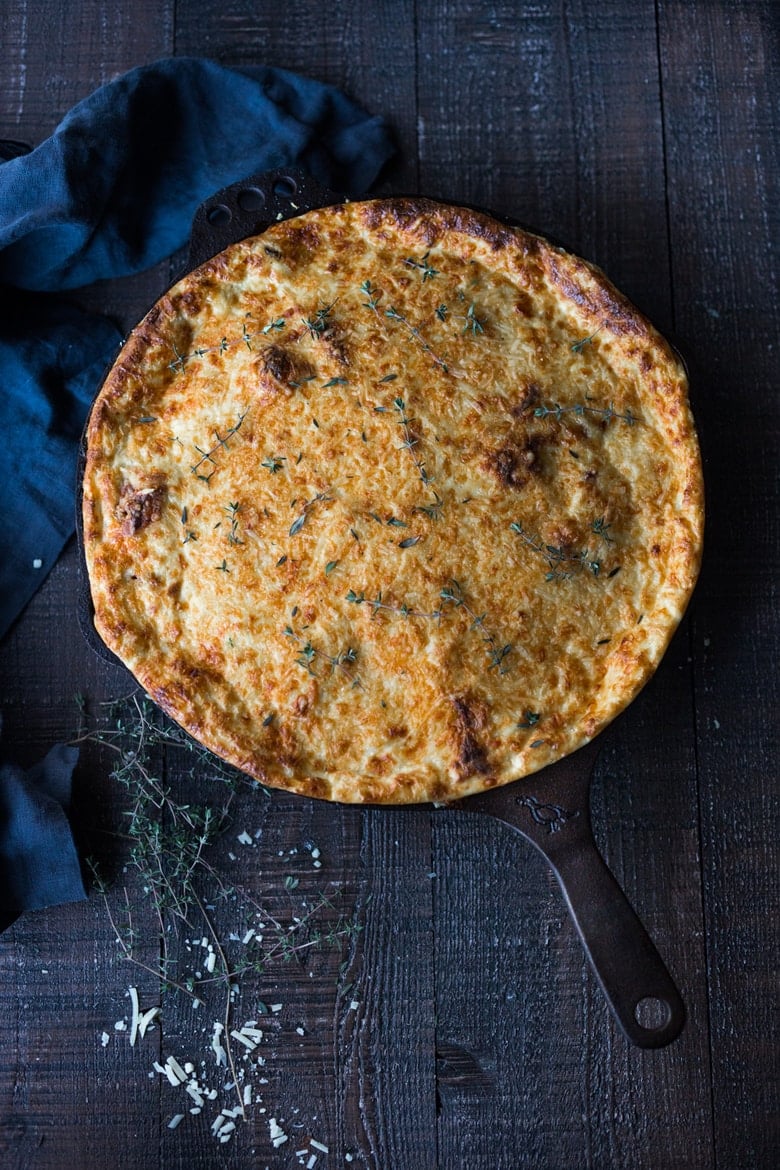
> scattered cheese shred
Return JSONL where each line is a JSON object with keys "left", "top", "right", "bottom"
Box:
{"left": 211, "top": 1021, "right": 227, "bottom": 1067}
{"left": 167, "top": 1114, "right": 185, "bottom": 1130}
{"left": 230, "top": 1029, "right": 257, "bottom": 1051}
{"left": 310, "top": 1139, "right": 329, "bottom": 1153}
{"left": 138, "top": 1006, "right": 160, "bottom": 1038}
{"left": 165, "top": 1056, "right": 188, "bottom": 1084}
{"left": 128, "top": 986, "right": 140, "bottom": 1046}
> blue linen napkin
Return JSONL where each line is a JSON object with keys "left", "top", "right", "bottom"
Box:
{"left": 0, "top": 55, "right": 395, "bottom": 640}
{"left": 0, "top": 57, "right": 394, "bottom": 927}
{"left": 0, "top": 716, "right": 85, "bottom": 933}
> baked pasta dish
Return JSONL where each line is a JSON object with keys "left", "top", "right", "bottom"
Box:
{"left": 82, "top": 198, "right": 703, "bottom": 803}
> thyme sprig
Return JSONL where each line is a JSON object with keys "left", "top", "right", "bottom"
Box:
{"left": 224, "top": 501, "right": 243, "bottom": 546}
{"left": 439, "top": 579, "right": 513, "bottom": 674}
{"left": 261, "top": 455, "right": 286, "bottom": 474}
{"left": 570, "top": 328, "right": 601, "bottom": 352}
{"left": 288, "top": 489, "right": 333, "bottom": 537}
{"left": 302, "top": 304, "right": 334, "bottom": 340}
{"left": 384, "top": 306, "right": 450, "bottom": 373}
{"left": 404, "top": 250, "right": 439, "bottom": 281}
{"left": 360, "top": 279, "right": 381, "bottom": 312}
{"left": 510, "top": 517, "right": 617, "bottom": 581}
{"left": 346, "top": 588, "right": 441, "bottom": 621}
{"left": 374, "top": 395, "right": 436, "bottom": 491}
{"left": 73, "top": 693, "right": 362, "bottom": 1118}
{"left": 461, "top": 301, "right": 485, "bottom": 335}
{"left": 168, "top": 316, "right": 285, "bottom": 373}
{"left": 284, "top": 625, "right": 362, "bottom": 688}
{"left": 534, "top": 401, "right": 638, "bottom": 426}
{"left": 190, "top": 410, "right": 248, "bottom": 484}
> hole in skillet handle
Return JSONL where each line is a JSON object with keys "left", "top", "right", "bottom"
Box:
{"left": 187, "top": 167, "right": 344, "bottom": 270}
{"left": 634, "top": 996, "right": 672, "bottom": 1030}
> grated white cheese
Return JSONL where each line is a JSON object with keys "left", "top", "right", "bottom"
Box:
{"left": 230, "top": 1030, "right": 257, "bottom": 1051}
{"left": 211, "top": 1021, "right": 227, "bottom": 1067}
{"left": 138, "top": 1006, "right": 160, "bottom": 1038}
{"left": 165, "top": 1056, "right": 188, "bottom": 1084}
{"left": 310, "top": 1140, "right": 329, "bottom": 1154}
{"left": 237, "top": 831, "right": 253, "bottom": 845}
{"left": 186, "top": 1083, "right": 204, "bottom": 1106}
{"left": 128, "top": 986, "right": 140, "bottom": 1046}
{"left": 167, "top": 1114, "right": 185, "bottom": 1130}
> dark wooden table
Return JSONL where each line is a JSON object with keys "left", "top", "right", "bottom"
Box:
{"left": 1, "top": 3, "right": 777, "bottom": 1168}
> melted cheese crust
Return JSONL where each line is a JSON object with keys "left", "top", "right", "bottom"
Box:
{"left": 83, "top": 198, "right": 703, "bottom": 803}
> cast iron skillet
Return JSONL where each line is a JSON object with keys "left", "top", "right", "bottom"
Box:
{"left": 77, "top": 168, "right": 687, "bottom": 1049}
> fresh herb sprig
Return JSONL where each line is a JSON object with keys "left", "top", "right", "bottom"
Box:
{"left": 534, "top": 401, "right": 638, "bottom": 426}
{"left": 384, "top": 306, "right": 451, "bottom": 373}
{"left": 570, "top": 328, "right": 601, "bottom": 352}
{"left": 439, "top": 579, "right": 513, "bottom": 674}
{"left": 224, "top": 501, "right": 244, "bottom": 546}
{"left": 190, "top": 410, "right": 248, "bottom": 484}
{"left": 404, "top": 251, "right": 439, "bottom": 281}
{"left": 346, "top": 588, "right": 441, "bottom": 622}
{"left": 302, "top": 304, "right": 334, "bottom": 340}
{"left": 288, "top": 489, "right": 333, "bottom": 537}
{"left": 510, "top": 517, "right": 618, "bottom": 581}
{"left": 461, "top": 301, "right": 485, "bottom": 335}
{"left": 73, "top": 693, "right": 361, "bottom": 1118}
{"left": 169, "top": 316, "right": 285, "bottom": 373}
{"left": 284, "top": 625, "right": 362, "bottom": 688}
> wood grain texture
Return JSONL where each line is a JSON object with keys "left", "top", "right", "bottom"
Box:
{"left": 658, "top": 2, "right": 780, "bottom": 1165}
{"left": 0, "top": 3, "right": 174, "bottom": 1168}
{"left": 173, "top": 0, "right": 419, "bottom": 192}
{"left": 417, "top": 3, "right": 712, "bottom": 1165}
{"left": 1, "top": 0, "right": 778, "bottom": 1166}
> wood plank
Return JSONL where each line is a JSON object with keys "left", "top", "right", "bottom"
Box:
{"left": 159, "top": 4, "right": 433, "bottom": 1165}
{"left": 0, "top": 3, "right": 174, "bottom": 1168}
{"left": 416, "top": 2, "right": 714, "bottom": 1166}
{"left": 657, "top": 2, "right": 780, "bottom": 1165}
{"left": 173, "top": 0, "right": 418, "bottom": 193}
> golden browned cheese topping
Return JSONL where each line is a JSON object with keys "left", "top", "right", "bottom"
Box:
{"left": 82, "top": 198, "right": 703, "bottom": 804}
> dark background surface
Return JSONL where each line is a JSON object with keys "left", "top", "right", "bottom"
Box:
{"left": 1, "top": 2, "right": 778, "bottom": 1168}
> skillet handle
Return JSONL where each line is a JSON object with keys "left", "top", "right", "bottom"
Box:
{"left": 541, "top": 829, "right": 686, "bottom": 1048}
{"left": 466, "top": 743, "right": 686, "bottom": 1048}
{"left": 188, "top": 166, "right": 344, "bottom": 269}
